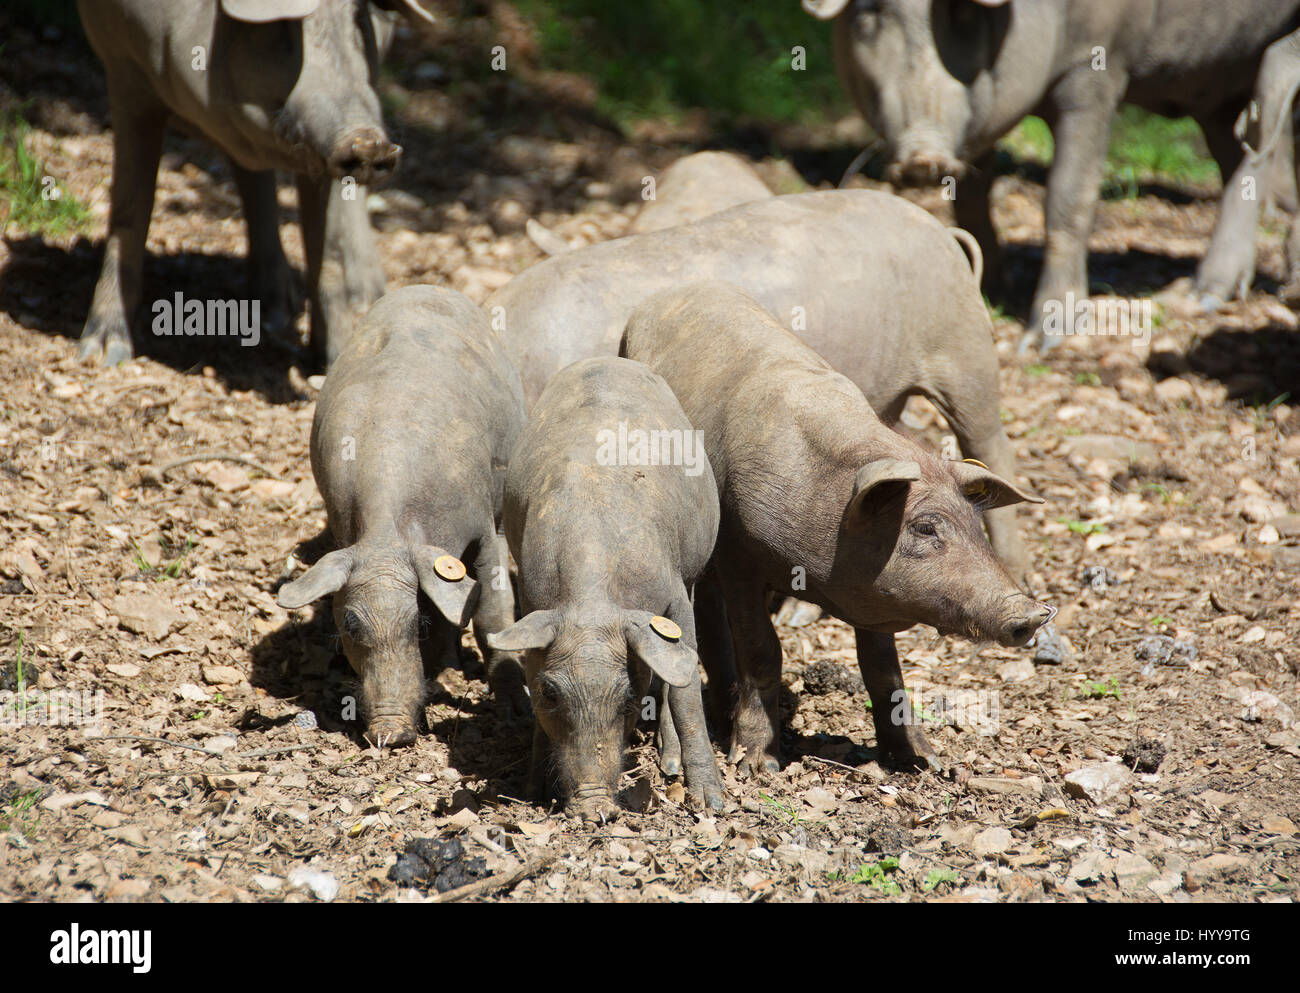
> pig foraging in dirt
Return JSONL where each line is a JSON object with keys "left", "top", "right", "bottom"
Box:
{"left": 487, "top": 357, "right": 725, "bottom": 817}
{"left": 629, "top": 151, "right": 773, "bottom": 234}
{"left": 802, "top": 0, "right": 1300, "bottom": 344}
{"left": 276, "top": 285, "right": 527, "bottom": 747}
{"left": 623, "top": 283, "right": 1054, "bottom": 774}
{"left": 76, "top": 0, "right": 433, "bottom": 367}
{"left": 487, "top": 188, "right": 1031, "bottom": 582}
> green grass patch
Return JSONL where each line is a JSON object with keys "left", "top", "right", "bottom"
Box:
{"left": 510, "top": 0, "right": 846, "bottom": 127}
{"left": 0, "top": 103, "right": 90, "bottom": 237}
{"left": 999, "top": 107, "right": 1217, "bottom": 192}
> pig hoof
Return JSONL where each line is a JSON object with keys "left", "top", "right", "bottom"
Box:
{"left": 76, "top": 334, "right": 104, "bottom": 362}
{"left": 102, "top": 338, "right": 134, "bottom": 366}
{"left": 660, "top": 755, "right": 682, "bottom": 777}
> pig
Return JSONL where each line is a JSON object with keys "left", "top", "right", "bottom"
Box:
{"left": 623, "top": 282, "right": 1054, "bottom": 774}
{"left": 76, "top": 0, "right": 433, "bottom": 368}
{"left": 802, "top": 0, "right": 1300, "bottom": 345}
{"left": 629, "top": 151, "right": 773, "bottom": 234}
{"left": 276, "top": 284, "right": 527, "bottom": 747}
{"left": 486, "top": 188, "right": 1031, "bottom": 582}
{"left": 486, "top": 357, "right": 725, "bottom": 817}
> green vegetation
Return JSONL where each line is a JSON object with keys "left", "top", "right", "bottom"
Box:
{"left": 1080, "top": 676, "right": 1121, "bottom": 700}
{"left": 511, "top": 0, "right": 845, "bottom": 126}
{"left": 1000, "top": 107, "right": 1218, "bottom": 191}
{"left": 831, "top": 856, "right": 901, "bottom": 895}
{"left": 0, "top": 787, "right": 43, "bottom": 838}
{"left": 922, "top": 868, "right": 960, "bottom": 892}
{"left": 0, "top": 104, "right": 89, "bottom": 237}
{"left": 1059, "top": 518, "right": 1107, "bottom": 536}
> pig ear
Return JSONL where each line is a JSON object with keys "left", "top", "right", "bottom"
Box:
{"left": 624, "top": 612, "right": 698, "bottom": 689}
{"left": 413, "top": 546, "right": 481, "bottom": 627}
{"left": 802, "top": 0, "right": 853, "bottom": 20}
{"left": 277, "top": 548, "right": 354, "bottom": 609}
{"left": 370, "top": 0, "right": 436, "bottom": 25}
{"left": 847, "top": 458, "right": 921, "bottom": 519}
{"left": 485, "top": 610, "right": 560, "bottom": 654}
{"left": 220, "top": 0, "right": 320, "bottom": 23}
{"left": 949, "top": 459, "right": 1043, "bottom": 510}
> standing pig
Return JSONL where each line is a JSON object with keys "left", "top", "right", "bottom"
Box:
{"left": 623, "top": 283, "right": 1054, "bottom": 774}
{"left": 802, "top": 0, "right": 1300, "bottom": 344}
{"left": 629, "top": 151, "right": 773, "bottom": 234}
{"left": 487, "top": 357, "right": 724, "bottom": 817}
{"left": 76, "top": 0, "right": 433, "bottom": 367}
{"left": 486, "top": 189, "right": 1030, "bottom": 581}
{"left": 276, "top": 285, "right": 527, "bottom": 747}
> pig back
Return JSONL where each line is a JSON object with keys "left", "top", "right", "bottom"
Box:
{"left": 311, "top": 286, "right": 525, "bottom": 535}
{"left": 505, "top": 356, "right": 720, "bottom": 594}
{"left": 490, "top": 189, "right": 985, "bottom": 408}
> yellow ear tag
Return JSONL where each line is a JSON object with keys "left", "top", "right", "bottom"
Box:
{"left": 434, "top": 555, "right": 467, "bottom": 582}
{"left": 649, "top": 616, "right": 682, "bottom": 641}
{"left": 962, "top": 458, "right": 989, "bottom": 470}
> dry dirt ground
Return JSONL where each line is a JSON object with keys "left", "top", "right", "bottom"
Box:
{"left": 1, "top": 11, "right": 1298, "bottom": 904}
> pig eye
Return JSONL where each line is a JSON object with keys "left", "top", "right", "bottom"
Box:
{"left": 341, "top": 608, "right": 367, "bottom": 642}
{"left": 536, "top": 678, "right": 563, "bottom": 707}
{"left": 909, "top": 518, "right": 940, "bottom": 538}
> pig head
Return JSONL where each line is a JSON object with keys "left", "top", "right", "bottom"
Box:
{"left": 490, "top": 605, "right": 701, "bottom": 821}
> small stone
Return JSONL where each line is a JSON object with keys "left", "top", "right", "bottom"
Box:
{"left": 967, "top": 776, "right": 1043, "bottom": 797}
{"left": 1189, "top": 854, "right": 1250, "bottom": 882}
{"left": 1031, "top": 623, "right": 1070, "bottom": 665}
{"left": 293, "top": 710, "right": 318, "bottom": 730}
{"left": 201, "top": 664, "right": 245, "bottom": 686}
{"left": 972, "top": 826, "right": 1014, "bottom": 857}
{"left": 1064, "top": 763, "right": 1133, "bottom": 804}
{"left": 287, "top": 866, "right": 339, "bottom": 902}
{"left": 111, "top": 593, "right": 187, "bottom": 641}
{"left": 1114, "top": 852, "right": 1159, "bottom": 891}
{"left": 997, "top": 658, "right": 1036, "bottom": 682}
{"left": 1261, "top": 815, "right": 1297, "bottom": 836}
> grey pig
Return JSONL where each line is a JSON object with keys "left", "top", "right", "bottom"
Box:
{"left": 487, "top": 356, "right": 725, "bottom": 818}
{"left": 623, "top": 282, "right": 1054, "bottom": 774}
{"left": 629, "top": 151, "right": 773, "bottom": 234}
{"left": 802, "top": 0, "right": 1300, "bottom": 344}
{"left": 76, "top": 0, "right": 433, "bottom": 367}
{"left": 277, "top": 285, "right": 527, "bottom": 747}
{"left": 486, "top": 188, "right": 1030, "bottom": 582}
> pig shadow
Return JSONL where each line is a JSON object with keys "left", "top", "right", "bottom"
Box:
{"left": 0, "top": 231, "right": 316, "bottom": 402}
{"left": 1180, "top": 324, "right": 1300, "bottom": 402}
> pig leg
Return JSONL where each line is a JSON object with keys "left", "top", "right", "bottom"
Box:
{"left": 1201, "top": 30, "right": 1300, "bottom": 306}
{"left": 471, "top": 532, "right": 531, "bottom": 720}
{"left": 716, "top": 565, "right": 783, "bottom": 776}
{"left": 662, "top": 594, "right": 725, "bottom": 810}
{"left": 296, "top": 175, "right": 386, "bottom": 367}
{"left": 527, "top": 720, "right": 554, "bottom": 804}
{"left": 954, "top": 152, "right": 1003, "bottom": 294}
{"left": 855, "top": 629, "right": 940, "bottom": 772}
{"left": 230, "top": 163, "right": 299, "bottom": 348}
{"left": 1023, "top": 67, "right": 1128, "bottom": 351}
{"left": 693, "top": 564, "right": 736, "bottom": 738}
{"left": 79, "top": 70, "right": 167, "bottom": 365}
{"left": 1195, "top": 107, "right": 1262, "bottom": 306}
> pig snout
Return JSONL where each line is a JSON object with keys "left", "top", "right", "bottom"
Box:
{"left": 996, "top": 597, "right": 1056, "bottom": 648}
{"left": 570, "top": 784, "right": 619, "bottom": 824}
{"left": 365, "top": 713, "right": 417, "bottom": 749}
{"left": 887, "top": 150, "right": 967, "bottom": 187}
{"left": 329, "top": 128, "right": 401, "bottom": 185}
